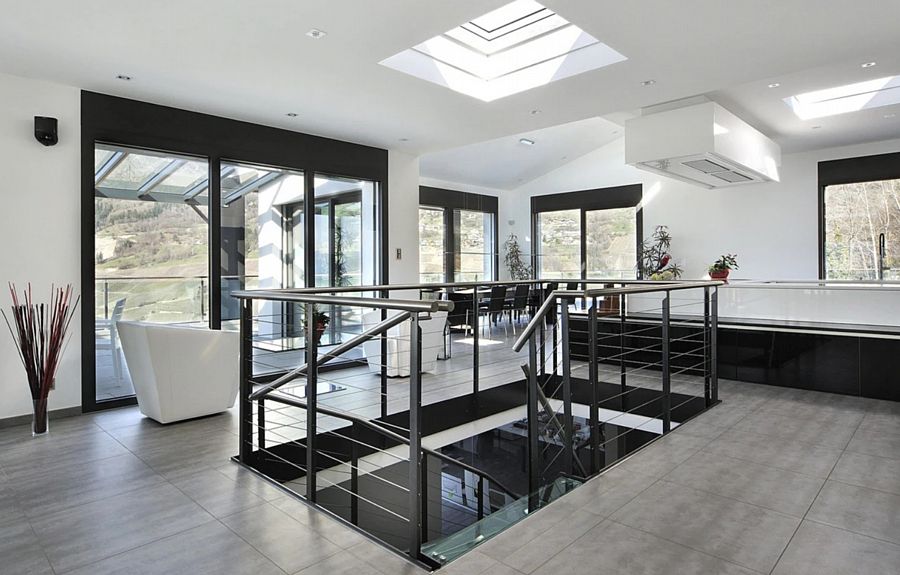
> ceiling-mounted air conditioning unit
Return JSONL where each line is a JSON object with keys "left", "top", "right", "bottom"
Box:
{"left": 625, "top": 101, "right": 781, "bottom": 188}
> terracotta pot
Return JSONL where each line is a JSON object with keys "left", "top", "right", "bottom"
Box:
{"left": 709, "top": 269, "right": 730, "bottom": 280}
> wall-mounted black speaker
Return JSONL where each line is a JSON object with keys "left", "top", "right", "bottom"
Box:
{"left": 34, "top": 116, "right": 58, "bottom": 146}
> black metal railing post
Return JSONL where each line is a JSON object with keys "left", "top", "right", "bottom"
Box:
{"left": 472, "top": 286, "right": 479, "bottom": 395}
{"left": 305, "top": 301, "right": 318, "bottom": 503}
{"left": 351, "top": 425, "right": 359, "bottom": 525}
{"left": 477, "top": 476, "right": 485, "bottom": 521}
{"left": 703, "top": 287, "right": 711, "bottom": 407}
{"left": 408, "top": 314, "right": 423, "bottom": 560}
{"left": 239, "top": 298, "right": 253, "bottom": 464}
{"left": 527, "top": 334, "right": 540, "bottom": 512}
{"left": 711, "top": 287, "right": 719, "bottom": 404}
{"left": 560, "top": 299, "right": 574, "bottom": 475}
{"left": 661, "top": 293, "right": 671, "bottom": 434}
{"left": 381, "top": 288, "right": 388, "bottom": 418}
{"left": 620, "top": 292, "right": 627, "bottom": 411}
{"left": 588, "top": 297, "right": 600, "bottom": 474}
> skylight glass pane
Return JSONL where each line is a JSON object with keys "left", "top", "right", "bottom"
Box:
{"left": 94, "top": 148, "right": 115, "bottom": 173}
{"left": 154, "top": 159, "right": 209, "bottom": 196}
{"left": 102, "top": 153, "right": 171, "bottom": 190}
{"left": 785, "top": 76, "right": 900, "bottom": 119}
{"left": 469, "top": 0, "right": 546, "bottom": 36}
{"left": 447, "top": 14, "right": 569, "bottom": 55}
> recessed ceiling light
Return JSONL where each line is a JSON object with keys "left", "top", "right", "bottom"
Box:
{"left": 861, "top": 61, "right": 877, "bottom": 68}
{"left": 115, "top": 74, "right": 132, "bottom": 81}
{"left": 811, "top": 125, "right": 822, "bottom": 130}
{"left": 285, "top": 112, "right": 298, "bottom": 117}
{"left": 641, "top": 79, "right": 656, "bottom": 86}
{"left": 519, "top": 138, "right": 535, "bottom": 146}
{"left": 379, "top": 0, "right": 627, "bottom": 102}
{"left": 885, "top": 113, "right": 897, "bottom": 119}
{"left": 398, "top": 137, "right": 409, "bottom": 142}
{"left": 768, "top": 83, "right": 781, "bottom": 88}
{"left": 530, "top": 109, "right": 541, "bottom": 115}
{"left": 612, "top": 129, "right": 620, "bottom": 134}
{"left": 306, "top": 29, "right": 327, "bottom": 39}
{"left": 784, "top": 75, "right": 900, "bottom": 119}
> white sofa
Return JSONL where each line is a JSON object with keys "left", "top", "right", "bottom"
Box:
{"left": 117, "top": 321, "right": 239, "bottom": 424}
{"left": 360, "top": 311, "right": 447, "bottom": 377}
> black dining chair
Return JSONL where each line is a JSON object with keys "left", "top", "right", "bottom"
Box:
{"left": 479, "top": 285, "right": 509, "bottom": 337}
{"left": 505, "top": 284, "right": 531, "bottom": 332}
{"left": 445, "top": 291, "right": 473, "bottom": 358}
{"left": 543, "top": 282, "right": 559, "bottom": 324}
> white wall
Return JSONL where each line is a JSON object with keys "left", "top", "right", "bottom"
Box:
{"left": 505, "top": 136, "right": 900, "bottom": 280}
{"left": 387, "top": 151, "right": 421, "bottom": 290}
{"left": 0, "top": 71, "right": 81, "bottom": 420}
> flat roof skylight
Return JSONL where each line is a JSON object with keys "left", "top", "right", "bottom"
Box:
{"left": 785, "top": 76, "right": 900, "bottom": 120}
{"left": 380, "top": 0, "right": 626, "bottom": 102}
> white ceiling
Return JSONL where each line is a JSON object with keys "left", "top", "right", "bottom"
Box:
{"left": 420, "top": 116, "right": 621, "bottom": 189}
{"left": 1, "top": 0, "right": 899, "bottom": 158}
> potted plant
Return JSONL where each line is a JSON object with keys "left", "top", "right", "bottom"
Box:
{"left": 640, "top": 226, "right": 683, "bottom": 280}
{"left": 504, "top": 233, "right": 532, "bottom": 280}
{"left": 2, "top": 284, "right": 80, "bottom": 436}
{"left": 302, "top": 305, "right": 330, "bottom": 346}
{"left": 709, "top": 254, "right": 739, "bottom": 280}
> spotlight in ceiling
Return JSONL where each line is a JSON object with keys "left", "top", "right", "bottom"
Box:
{"left": 885, "top": 113, "right": 897, "bottom": 119}
{"left": 768, "top": 83, "right": 781, "bottom": 88}
{"left": 811, "top": 125, "right": 822, "bottom": 130}
{"left": 861, "top": 61, "right": 877, "bottom": 68}
{"left": 285, "top": 112, "right": 298, "bottom": 117}
{"left": 519, "top": 138, "right": 535, "bottom": 146}
{"left": 530, "top": 109, "right": 541, "bottom": 115}
{"left": 306, "top": 29, "right": 327, "bottom": 39}
{"left": 398, "top": 137, "right": 409, "bottom": 142}
{"left": 116, "top": 74, "right": 132, "bottom": 81}
{"left": 641, "top": 79, "right": 656, "bottom": 86}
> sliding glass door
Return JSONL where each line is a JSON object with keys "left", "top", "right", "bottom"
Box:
{"left": 455, "top": 209, "right": 495, "bottom": 282}
{"left": 93, "top": 144, "right": 209, "bottom": 402}
{"left": 536, "top": 209, "right": 582, "bottom": 279}
{"left": 585, "top": 207, "right": 638, "bottom": 278}
{"left": 419, "top": 207, "right": 447, "bottom": 283}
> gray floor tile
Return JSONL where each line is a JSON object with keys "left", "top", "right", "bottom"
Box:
{"left": 703, "top": 427, "right": 843, "bottom": 478}
{"left": 732, "top": 409, "right": 859, "bottom": 449}
{"left": 171, "top": 468, "right": 269, "bottom": 518}
{"left": 671, "top": 418, "right": 729, "bottom": 440}
{"left": 221, "top": 503, "right": 342, "bottom": 573}
{"left": 291, "top": 550, "right": 383, "bottom": 575}
{"left": 773, "top": 520, "right": 900, "bottom": 575}
{"left": 214, "top": 462, "right": 286, "bottom": 501}
{"left": 477, "top": 497, "right": 581, "bottom": 561}
{"left": 30, "top": 482, "right": 213, "bottom": 572}
{"left": 346, "top": 539, "right": 427, "bottom": 575}
{"left": 501, "top": 509, "right": 603, "bottom": 573}
{"left": 807, "top": 480, "right": 900, "bottom": 545}
{"left": 0, "top": 429, "right": 129, "bottom": 480}
{"left": 555, "top": 466, "right": 658, "bottom": 517}
{"left": 611, "top": 480, "right": 799, "bottom": 573}
{"left": 10, "top": 452, "right": 165, "bottom": 519}
{"left": 830, "top": 451, "right": 900, "bottom": 496}
{"left": 665, "top": 450, "right": 825, "bottom": 517}
{"left": 0, "top": 518, "right": 54, "bottom": 575}
{"left": 614, "top": 433, "right": 711, "bottom": 478}
{"left": 63, "top": 521, "right": 285, "bottom": 575}
{"left": 438, "top": 549, "right": 500, "bottom": 575}
{"left": 532, "top": 520, "right": 757, "bottom": 575}
{"left": 268, "top": 495, "right": 368, "bottom": 549}
{"left": 845, "top": 424, "right": 900, "bottom": 458}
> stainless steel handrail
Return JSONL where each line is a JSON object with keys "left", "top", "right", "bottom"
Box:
{"left": 231, "top": 291, "right": 454, "bottom": 313}
{"left": 265, "top": 391, "right": 523, "bottom": 500}
{"left": 512, "top": 281, "right": 722, "bottom": 352}
{"left": 248, "top": 311, "right": 415, "bottom": 400}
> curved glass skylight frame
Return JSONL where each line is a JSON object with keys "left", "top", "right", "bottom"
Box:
{"left": 380, "top": 0, "right": 627, "bottom": 102}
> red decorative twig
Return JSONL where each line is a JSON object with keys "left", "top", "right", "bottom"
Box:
{"left": 2, "top": 283, "right": 80, "bottom": 433}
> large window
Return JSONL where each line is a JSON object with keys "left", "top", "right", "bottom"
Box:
{"left": 820, "top": 152, "right": 900, "bottom": 280}
{"left": 419, "top": 207, "right": 446, "bottom": 283}
{"left": 533, "top": 185, "right": 641, "bottom": 280}
{"left": 419, "top": 187, "right": 498, "bottom": 283}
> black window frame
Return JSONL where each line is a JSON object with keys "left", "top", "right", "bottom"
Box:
{"left": 82, "top": 92, "right": 388, "bottom": 412}
{"left": 530, "top": 184, "right": 643, "bottom": 280}
{"left": 419, "top": 186, "right": 499, "bottom": 283}
{"left": 818, "top": 151, "right": 900, "bottom": 279}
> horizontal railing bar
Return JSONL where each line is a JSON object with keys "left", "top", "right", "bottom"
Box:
{"left": 583, "top": 281, "right": 722, "bottom": 298}
{"left": 232, "top": 291, "right": 454, "bottom": 312}
{"left": 264, "top": 392, "right": 522, "bottom": 500}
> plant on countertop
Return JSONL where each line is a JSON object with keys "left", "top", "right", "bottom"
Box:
{"left": 709, "top": 254, "right": 739, "bottom": 279}
{"left": 504, "top": 233, "right": 533, "bottom": 280}
{"left": 302, "top": 304, "right": 331, "bottom": 345}
{"left": 2, "top": 283, "right": 80, "bottom": 436}
{"left": 640, "top": 226, "right": 683, "bottom": 280}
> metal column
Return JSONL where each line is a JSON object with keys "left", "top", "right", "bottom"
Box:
{"left": 661, "top": 294, "right": 671, "bottom": 434}
{"left": 527, "top": 335, "right": 540, "bottom": 512}
{"left": 587, "top": 299, "right": 600, "bottom": 474}
{"left": 408, "top": 314, "right": 423, "bottom": 560}
{"left": 238, "top": 298, "right": 253, "bottom": 463}
{"left": 711, "top": 288, "right": 719, "bottom": 404}
{"left": 305, "top": 302, "right": 318, "bottom": 503}
{"left": 560, "top": 300, "right": 574, "bottom": 475}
